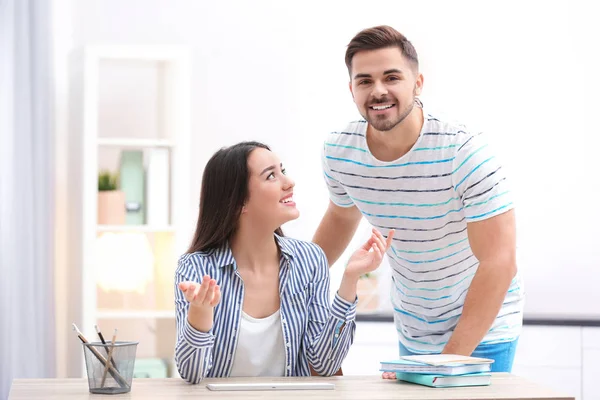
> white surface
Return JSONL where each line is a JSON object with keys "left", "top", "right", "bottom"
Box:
{"left": 145, "top": 148, "right": 170, "bottom": 226}
{"left": 97, "top": 138, "right": 174, "bottom": 148}
{"left": 582, "top": 327, "right": 600, "bottom": 349}
{"left": 206, "top": 382, "right": 335, "bottom": 391}
{"left": 96, "top": 225, "right": 175, "bottom": 233}
{"left": 513, "top": 326, "right": 581, "bottom": 399}
{"left": 582, "top": 328, "right": 600, "bottom": 400}
{"left": 582, "top": 347, "right": 600, "bottom": 400}
{"left": 511, "top": 366, "right": 581, "bottom": 400}
{"left": 95, "top": 310, "right": 176, "bottom": 319}
{"left": 513, "top": 326, "right": 582, "bottom": 368}
{"left": 343, "top": 322, "right": 398, "bottom": 375}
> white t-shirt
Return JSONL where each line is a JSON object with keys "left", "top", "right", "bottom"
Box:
{"left": 321, "top": 108, "right": 524, "bottom": 353}
{"left": 229, "top": 309, "right": 286, "bottom": 377}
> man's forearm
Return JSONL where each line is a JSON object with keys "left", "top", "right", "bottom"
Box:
{"left": 313, "top": 206, "right": 360, "bottom": 266}
{"left": 442, "top": 260, "right": 516, "bottom": 355}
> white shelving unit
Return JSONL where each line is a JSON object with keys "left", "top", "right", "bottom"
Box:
{"left": 66, "top": 45, "right": 191, "bottom": 378}
{"left": 96, "top": 225, "right": 177, "bottom": 233}
{"left": 96, "top": 310, "right": 177, "bottom": 320}
{"left": 97, "top": 138, "right": 175, "bottom": 148}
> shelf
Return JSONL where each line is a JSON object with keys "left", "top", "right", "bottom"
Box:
{"left": 67, "top": 44, "right": 192, "bottom": 378}
{"left": 96, "top": 310, "right": 176, "bottom": 319}
{"left": 85, "top": 45, "right": 189, "bottom": 61}
{"left": 97, "top": 138, "right": 175, "bottom": 148}
{"left": 97, "top": 225, "right": 176, "bottom": 233}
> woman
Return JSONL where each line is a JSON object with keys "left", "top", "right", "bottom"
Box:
{"left": 174, "top": 141, "right": 394, "bottom": 383}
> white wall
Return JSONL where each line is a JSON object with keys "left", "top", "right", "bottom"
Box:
{"left": 54, "top": 0, "right": 600, "bottom": 354}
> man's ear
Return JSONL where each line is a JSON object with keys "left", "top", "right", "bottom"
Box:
{"left": 349, "top": 81, "right": 355, "bottom": 101}
{"left": 414, "top": 73, "right": 424, "bottom": 96}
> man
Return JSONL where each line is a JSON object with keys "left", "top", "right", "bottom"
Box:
{"left": 313, "top": 25, "right": 524, "bottom": 374}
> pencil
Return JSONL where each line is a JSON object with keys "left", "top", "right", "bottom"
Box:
{"left": 72, "top": 323, "right": 129, "bottom": 389}
{"left": 95, "top": 324, "right": 106, "bottom": 344}
{"left": 100, "top": 329, "right": 117, "bottom": 388}
{"left": 95, "top": 324, "right": 118, "bottom": 370}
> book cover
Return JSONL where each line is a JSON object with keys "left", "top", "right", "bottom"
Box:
{"left": 400, "top": 354, "right": 494, "bottom": 366}
{"left": 395, "top": 372, "right": 492, "bottom": 388}
{"left": 380, "top": 359, "right": 491, "bottom": 375}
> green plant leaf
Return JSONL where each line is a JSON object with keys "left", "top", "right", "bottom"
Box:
{"left": 98, "top": 170, "right": 118, "bottom": 191}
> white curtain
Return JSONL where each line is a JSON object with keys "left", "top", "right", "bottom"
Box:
{"left": 0, "top": 0, "right": 55, "bottom": 398}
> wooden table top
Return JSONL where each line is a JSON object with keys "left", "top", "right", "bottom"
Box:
{"left": 9, "top": 374, "right": 574, "bottom": 400}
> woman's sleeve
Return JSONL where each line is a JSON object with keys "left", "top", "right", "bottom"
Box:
{"left": 305, "top": 246, "right": 358, "bottom": 375}
{"left": 174, "top": 256, "right": 216, "bottom": 383}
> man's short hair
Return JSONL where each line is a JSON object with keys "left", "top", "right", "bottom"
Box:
{"left": 345, "top": 25, "right": 419, "bottom": 74}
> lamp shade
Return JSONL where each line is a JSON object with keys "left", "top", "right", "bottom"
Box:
{"left": 93, "top": 232, "right": 155, "bottom": 293}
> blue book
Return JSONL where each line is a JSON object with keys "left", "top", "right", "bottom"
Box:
{"left": 395, "top": 372, "right": 492, "bottom": 388}
{"left": 380, "top": 359, "right": 491, "bottom": 375}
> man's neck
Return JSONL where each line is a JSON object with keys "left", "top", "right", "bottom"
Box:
{"left": 367, "top": 105, "right": 424, "bottom": 162}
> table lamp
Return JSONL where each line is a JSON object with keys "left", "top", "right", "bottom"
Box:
{"left": 93, "top": 232, "right": 155, "bottom": 294}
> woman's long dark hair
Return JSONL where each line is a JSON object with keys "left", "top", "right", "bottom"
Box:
{"left": 187, "top": 141, "right": 284, "bottom": 253}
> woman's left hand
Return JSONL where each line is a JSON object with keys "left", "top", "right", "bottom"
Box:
{"left": 345, "top": 228, "right": 394, "bottom": 279}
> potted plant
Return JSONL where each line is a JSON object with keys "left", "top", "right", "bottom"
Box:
{"left": 97, "top": 170, "right": 126, "bottom": 225}
{"left": 356, "top": 272, "right": 379, "bottom": 312}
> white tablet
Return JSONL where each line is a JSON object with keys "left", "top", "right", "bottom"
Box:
{"left": 206, "top": 382, "right": 335, "bottom": 391}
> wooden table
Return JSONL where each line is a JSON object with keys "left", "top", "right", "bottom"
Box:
{"left": 9, "top": 374, "right": 574, "bottom": 399}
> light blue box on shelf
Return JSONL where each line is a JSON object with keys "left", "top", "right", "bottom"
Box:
{"left": 119, "top": 150, "right": 145, "bottom": 225}
{"left": 133, "top": 358, "right": 168, "bottom": 378}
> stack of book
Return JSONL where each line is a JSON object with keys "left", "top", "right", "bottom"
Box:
{"left": 380, "top": 354, "right": 494, "bottom": 388}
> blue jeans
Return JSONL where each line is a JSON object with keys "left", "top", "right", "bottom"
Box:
{"left": 399, "top": 339, "right": 519, "bottom": 373}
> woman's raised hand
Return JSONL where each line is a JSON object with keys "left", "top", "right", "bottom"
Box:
{"left": 178, "top": 275, "right": 221, "bottom": 310}
{"left": 345, "top": 228, "right": 394, "bottom": 279}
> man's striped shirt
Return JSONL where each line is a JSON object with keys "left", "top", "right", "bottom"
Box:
{"left": 321, "top": 110, "right": 524, "bottom": 353}
{"left": 174, "top": 235, "right": 357, "bottom": 383}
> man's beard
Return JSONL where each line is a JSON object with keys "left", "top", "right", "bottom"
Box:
{"left": 363, "top": 97, "right": 415, "bottom": 132}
